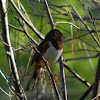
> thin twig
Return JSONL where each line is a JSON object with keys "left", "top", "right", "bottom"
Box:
{"left": 63, "top": 49, "right": 98, "bottom": 54}
{"left": 14, "top": 15, "right": 38, "bottom": 45}
{"left": 83, "top": 42, "right": 95, "bottom": 73}
{"left": 0, "top": 87, "right": 13, "bottom": 97}
{"left": 9, "top": 24, "right": 24, "bottom": 32}
{"left": 0, "top": 0, "right": 27, "bottom": 99}
{"left": 71, "top": 4, "right": 100, "bottom": 46}
{"left": 0, "top": 69, "right": 19, "bottom": 99}
{"left": 21, "top": 49, "right": 34, "bottom": 84}
{"left": 43, "top": 0, "right": 55, "bottom": 29}
{"left": 57, "top": 26, "right": 98, "bottom": 51}
{"left": 79, "top": 0, "right": 100, "bottom": 43}
{"left": 79, "top": 84, "right": 93, "bottom": 100}
{"left": 43, "top": 0, "right": 62, "bottom": 99}
{"left": 92, "top": 52, "right": 100, "bottom": 99}
{"left": 59, "top": 56, "right": 67, "bottom": 100}
{"left": 54, "top": 21, "right": 80, "bottom": 29}
{"left": 64, "top": 53, "right": 99, "bottom": 62}
{"left": 63, "top": 63, "right": 91, "bottom": 87}
{"left": 9, "top": 0, "right": 44, "bottom": 40}
{"left": 30, "top": 42, "right": 61, "bottom": 100}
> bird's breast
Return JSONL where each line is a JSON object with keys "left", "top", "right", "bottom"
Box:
{"left": 43, "top": 42, "right": 63, "bottom": 65}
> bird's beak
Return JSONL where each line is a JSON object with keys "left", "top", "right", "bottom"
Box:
{"left": 62, "top": 35, "right": 66, "bottom": 39}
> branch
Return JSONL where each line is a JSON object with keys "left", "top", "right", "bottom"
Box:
{"left": 43, "top": 0, "right": 55, "bottom": 29}
{"left": 63, "top": 63, "right": 91, "bottom": 87}
{"left": 79, "top": 84, "right": 93, "bottom": 100}
{"left": 83, "top": 42, "right": 95, "bottom": 72}
{"left": 21, "top": 49, "right": 34, "bottom": 84}
{"left": 9, "top": 24, "right": 24, "bottom": 32}
{"left": 64, "top": 53, "right": 99, "bottom": 62}
{"left": 43, "top": 0, "right": 62, "bottom": 99}
{"left": 0, "top": 87, "right": 13, "bottom": 98}
{"left": 9, "top": 0, "right": 44, "bottom": 40}
{"left": 92, "top": 52, "right": 100, "bottom": 99}
{"left": 71, "top": 4, "right": 100, "bottom": 46}
{"left": 57, "top": 26, "right": 98, "bottom": 50}
{"left": 0, "top": 69, "right": 18, "bottom": 97}
{"left": 59, "top": 56, "right": 67, "bottom": 100}
{"left": 54, "top": 21, "right": 80, "bottom": 29}
{"left": 0, "top": 0, "right": 27, "bottom": 99}
{"left": 79, "top": 0, "right": 100, "bottom": 42}
{"left": 14, "top": 15, "right": 38, "bottom": 46}
{"left": 30, "top": 42, "right": 61, "bottom": 100}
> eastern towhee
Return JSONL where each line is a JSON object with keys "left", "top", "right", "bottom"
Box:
{"left": 26, "top": 29, "right": 64, "bottom": 91}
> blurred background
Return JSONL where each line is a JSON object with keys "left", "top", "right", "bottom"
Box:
{"left": 0, "top": 0, "right": 100, "bottom": 99}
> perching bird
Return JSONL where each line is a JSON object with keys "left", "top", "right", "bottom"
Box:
{"left": 26, "top": 29, "right": 64, "bottom": 91}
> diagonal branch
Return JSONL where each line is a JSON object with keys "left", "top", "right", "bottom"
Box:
{"left": 9, "top": 0, "right": 44, "bottom": 40}
{"left": 14, "top": 15, "right": 38, "bottom": 46}
{"left": 71, "top": 4, "right": 100, "bottom": 46}
{"left": 0, "top": 0, "right": 27, "bottom": 99}
{"left": 44, "top": 0, "right": 63, "bottom": 100}
{"left": 92, "top": 52, "right": 100, "bottom": 99}
{"left": 43, "top": 0, "right": 55, "bottom": 29}
{"left": 79, "top": 84, "right": 93, "bottom": 100}
{"left": 30, "top": 42, "right": 61, "bottom": 100}
{"left": 64, "top": 63, "right": 91, "bottom": 87}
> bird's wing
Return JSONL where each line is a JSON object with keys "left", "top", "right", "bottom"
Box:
{"left": 30, "top": 40, "right": 49, "bottom": 65}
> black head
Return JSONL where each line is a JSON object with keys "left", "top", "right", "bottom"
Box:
{"left": 45, "top": 29, "right": 64, "bottom": 42}
{"left": 45, "top": 29, "right": 64, "bottom": 49}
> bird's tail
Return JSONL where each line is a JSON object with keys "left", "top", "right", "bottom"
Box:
{"left": 26, "top": 70, "right": 40, "bottom": 91}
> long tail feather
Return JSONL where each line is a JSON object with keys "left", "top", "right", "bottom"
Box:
{"left": 26, "top": 70, "right": 39, "bottom": 91}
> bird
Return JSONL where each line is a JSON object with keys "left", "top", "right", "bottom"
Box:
{"left": 26, "top": 29, "right": 64, "bottom": 91}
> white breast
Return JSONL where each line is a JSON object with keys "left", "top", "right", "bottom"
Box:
{"left": 44, "top": 42, "right": 63, "bottom": 65}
